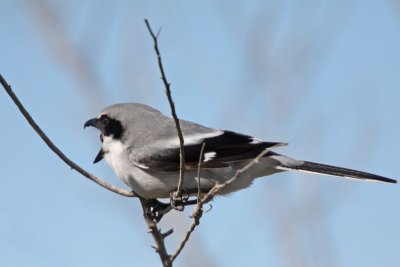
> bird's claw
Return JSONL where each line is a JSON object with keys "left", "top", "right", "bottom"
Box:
{"left": 169, "top": 192, "right": 190, "bottom": 211}
{"left": 144, "top": 199, "right": 173, "bottom": 223}
{"left": 142, "top": 196, "right": 203, "bottom": 223}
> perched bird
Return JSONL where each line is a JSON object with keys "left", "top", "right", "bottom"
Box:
{"left": 84, "top": 103, "right": 396, "bottom": 199}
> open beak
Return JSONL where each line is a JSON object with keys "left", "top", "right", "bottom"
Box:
{"left": 84, "top": 118, "right": 100, "bottom": 130}
{"left": 93, "top": 149, "right": 105, "bottom": 163}
{"left": 84, "top": 118, "right": 105, "bottom": 164}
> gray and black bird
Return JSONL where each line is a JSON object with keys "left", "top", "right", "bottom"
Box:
{"left": 84, "top": 103, "right": 396, "bottom": 199}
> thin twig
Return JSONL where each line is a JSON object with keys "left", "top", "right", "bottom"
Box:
{"left": 144, "top": 19, "right": 186, "bottom": 200}
{"left": 170, "top": 149, "right": 270, "bottom": 262}
{"left": 170, "top": 204, "right": 202, "bottom": 262}
{"left": 170, "top": 142, "right": 206, "bottom": 262}
{"left": 201, "top": 149, "right": 270, "bottom": 203}
{"left": 0, "top": 74, "right": 135, "bottom": 197}
{"left": 139, "top": 198, "right": 172, "bottom": 267}
{"left": 197, "top": 143, "right": 206, "bottom": 201}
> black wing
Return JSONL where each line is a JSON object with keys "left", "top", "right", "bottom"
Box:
{"left": 137, "top": 130, "right": 285, "bottom": 172}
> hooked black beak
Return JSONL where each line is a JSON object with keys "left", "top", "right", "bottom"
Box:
{"left": 84, "top": 117, "right": 106, "bottom": 164}
{"left": 84, "top": 118, "right": 100, "bottom": 130}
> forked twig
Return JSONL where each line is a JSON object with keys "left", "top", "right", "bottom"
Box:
{"left": 140, "top": 198, "right": 172, "bottom": 267}
{"left": 170, "top": 149, "right": 270, "bottom": 262}
{"left": 2, "top": 20, "right": 272, "bottom": 267}
{"left": 170, "top": 142, "right": 206, "bottom": 262}
{"left": 1, "top": 72, "right": 171, "bottom": 266}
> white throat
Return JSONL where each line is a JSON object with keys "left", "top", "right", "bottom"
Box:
{"left": 102, "top": 135, "right": 129, "bottom": 180}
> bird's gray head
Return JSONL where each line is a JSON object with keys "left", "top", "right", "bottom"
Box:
{"left": 84, "top": 103, "right": 165, "bottom": 163}
{"left": 84, "top": 103, "right": 163, "bottom": 137}
{"left": 84, "top": 106, "right": 125, "bottom": 140}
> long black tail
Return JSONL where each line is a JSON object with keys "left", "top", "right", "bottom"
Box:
{"left": 278, "top": 160, "right": 397, "bottom": 184}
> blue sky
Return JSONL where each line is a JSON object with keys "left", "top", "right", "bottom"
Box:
{"left": 1, "top": 1, "right": 399, "bottom": 266}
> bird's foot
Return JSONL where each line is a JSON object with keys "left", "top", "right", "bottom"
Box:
{"left": 170, "top": 192, "right": 201, "bottom": 211}
{"left": 169, "top": 193, "right": 190, "bottom": 211}
{"left": 142, "top": 199, "right": 172, "bottom": 223}
{"left": 141, "top": 196, "right": 204, "bottom": 223}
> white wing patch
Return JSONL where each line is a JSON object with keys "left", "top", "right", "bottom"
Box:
{"left": 135, "top": 162, "right": 150, "bottom": 169}
{"left": 184, "top": 131, "right": 224, "bottom": 145}
{"left": 204, "top": 151, "right": 217, "bottom": 162}
{"left": 159, "top": 130, "right": 224, "bottom": 148}
{"left": 249, "top": 137, "right": 263, "bottom": 144}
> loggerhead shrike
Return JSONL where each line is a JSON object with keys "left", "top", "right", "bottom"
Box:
{"left": 84, "top": 103, "right": 396, "bottom": 199}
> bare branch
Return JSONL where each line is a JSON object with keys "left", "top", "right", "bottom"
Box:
{"left": 171, "top": 149, "right": 270, "bottom": 262}
{"left": 170, "top": 143, "right": 205, "bottom": 262}
{"left": 161, "top": 228, "right": 174, "bottom": 239}
{"left": 170, "top": 204, "right": 202, "bottom": 262}
{"left": 201, "top": 149, "right": 269, "bottom": 202}
{"left": 197, "top": 143, "right": 206, "bottom": 201}
{"left": 144, "top": 19, "right": 186, "bottom": 200}
{"left": 0, "top": 74, "right": 136, "bottom": 197}
{"left": 140, "top": 198, "right": 172, "bottom": 267}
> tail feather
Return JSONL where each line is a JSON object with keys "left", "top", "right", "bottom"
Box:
{"left": 277, "top": 160, "right": 397, "bottom": 184}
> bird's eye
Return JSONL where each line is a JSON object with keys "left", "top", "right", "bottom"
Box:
{"left": 101, "top": 116, "right": 110, "bottom": 126}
